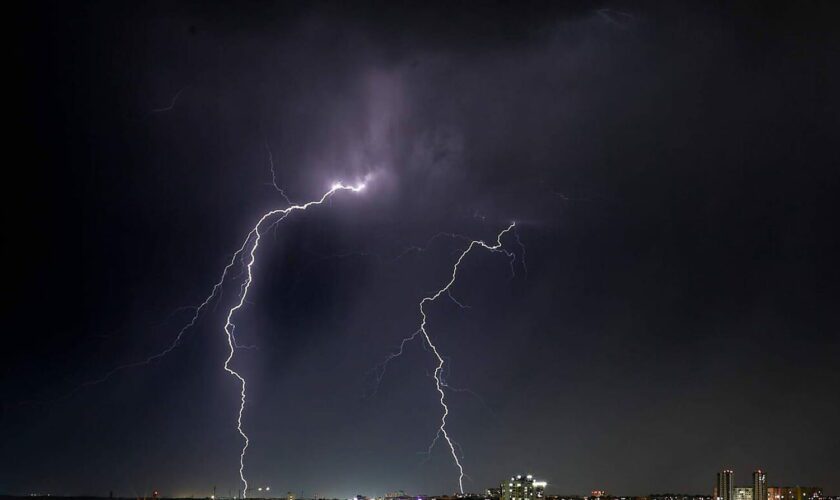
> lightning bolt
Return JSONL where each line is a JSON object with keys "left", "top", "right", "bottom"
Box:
{"left": 377, "top": 222, "right": 518, "bottom": 493}
{"left": 148, "top": 86, "right": 187, "bottom": 114}
{"left": 264, "top": 140, "right": 293, "bottom": 205}
{"left": 28, "top": 180, "right": 367, "bottom": 494}
{"left": 220, "top": 181, "right": 366, "bottom": 498}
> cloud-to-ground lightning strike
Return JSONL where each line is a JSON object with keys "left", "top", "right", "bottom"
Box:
{"left": 220, "top": 181, "right": 366, "bottom": 498}
{"left": 377, "top": 223, "right": 518, "bottom": 493}
{"left": 27, "top": 180, "right": 366, "bottom": 496}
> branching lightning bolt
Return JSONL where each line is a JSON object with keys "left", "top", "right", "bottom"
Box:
{"left": 418, "top": 222, "right": 516, "bottom": 493}
{"left": 20, "top": 251, "right": 247, "bottom": 406}
{"left": 377, "top": 222, "right": 518, "bottom": 493}
{"left": 220, "top": 181, "right": 366, "bottom": 498}
{"left": 264, "top": 140, "right": 293, "bottom": 205}
{"left": 32, "top": 180, "right": 367, "bottom": 494}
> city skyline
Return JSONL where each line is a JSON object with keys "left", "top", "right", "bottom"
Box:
{"left": 4, "top": 468, "right": 834, "bottom": 499}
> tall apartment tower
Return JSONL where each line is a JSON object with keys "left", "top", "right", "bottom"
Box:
{"left": 753, "top": 471, "right": 768, "bottom": 500}
{"left": 717, "top": 470, "right": 734, "bottom": 500}
{"left": 501, "top": 474, "right": 547, "bottom": 500}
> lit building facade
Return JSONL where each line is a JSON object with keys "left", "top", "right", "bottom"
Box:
{"left": 501, "top": 474, "right": 547, "bottom": 500}
{"left": 735, "top": 488, "right": 753, "bottom": 500}
{"left": 768, "top": 487, "right": 822, "bottom": 500}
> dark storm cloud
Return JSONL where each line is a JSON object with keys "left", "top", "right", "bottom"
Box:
{"left": 5, "top": 1, "right": 839, "bottom": 498}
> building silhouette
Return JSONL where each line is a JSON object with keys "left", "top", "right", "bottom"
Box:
{"left": 717, "top": 470, "right": 734, "bottom": 500}
{"left": 753, "top": 471, "right": 768, "bottom": 500}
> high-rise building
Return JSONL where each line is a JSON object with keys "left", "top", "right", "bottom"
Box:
{"left": 753, "top": 471, "right": 768, "bottom": 500}
{"left": 735, "top": 488, "right": 753, "bottom": 500}
{"left": 717, "top": 471, "right": 734, "bottom": 500}
{"left": 501, "top": 474, "right": 547, "bottom": 500}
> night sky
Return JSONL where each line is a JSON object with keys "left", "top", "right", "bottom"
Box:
{"left": 4, "top": 1, "right": 839, "bottom": 497}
